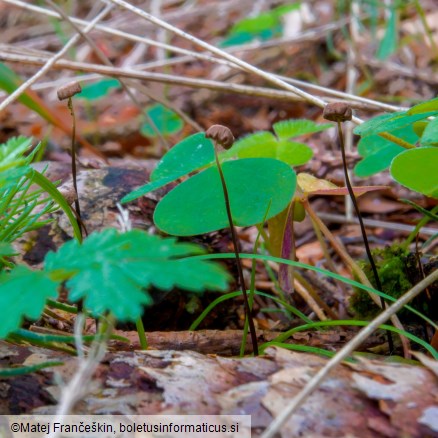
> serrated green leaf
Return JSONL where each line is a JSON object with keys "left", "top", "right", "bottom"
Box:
{"left": 121, "top": 133, "right": 215, "bottom": 203}
{"left": 420, "top": 117, "right": 438, "bottom": 146}
{"left": 79, "top": 78, "right": 120, "bottom": 101}
{"left": 44, "top": 229, "right": 230, "bottom": 321}
{"left": 141, "top": 104, "right": 184, "bottom": 138}
{"left": 273, "top": 119, "right": 331, "bottom": 140}
{"left": 0, "top": 266, "right": 59, "bottom": 338}
{"left": 154, "top": 158, "right": 296, "bottom": 236}
{"left": 390, "top": 147, "right": 438, "bottom": 198}
{"left": 407, "top": 97, "right": 438, "bottom": 115}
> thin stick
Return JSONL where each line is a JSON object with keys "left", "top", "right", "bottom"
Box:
{"left": 338, "top": 122, "right": 380, "bottom": 290}
{"left": 104, "top": 0, "right": 330, "bottom": 110}
{"left": 293, "top": 278, "right": 327, "bottom": 321}
{"left": 48, "top": 315, "right": 113, "bottom": 438}
{"left": 316, "top": 212, "right": 438, "bottom": 237}
{"left": 5, "top": 0, "right": 357, "bottom": 83}
{"left": 1, "top": 51, "right": 397, "bottom": 118}
{"left": 4, "top": 0, "right": 409, "bottom": 113}
{"left": 4, "top": 0, "right": 213, "bottom": 64}
{"left": 0, "top": 3, "right": 113, "bottom": 113}
{"left": 0, "top": 51, "right": 307, "bottom": 101}
{"left": 0, "top": 51, "right": 405, "bottom": 113}
{"left": 261, "top": 267, "right": 438, "bottom": 438}
{"left": 308, "top": 212, "right": 348, "bottom": 301}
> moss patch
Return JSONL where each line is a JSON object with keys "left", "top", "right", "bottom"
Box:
{"left": 350, "top": 245, "right": 416, "bottom": 319}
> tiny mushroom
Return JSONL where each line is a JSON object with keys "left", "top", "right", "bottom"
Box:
{"left": 57, "top": 81, "right": 82, "bottom": 101}
{"left": 205, "top": 124, "right": 235, "bottom": 150}
{"left": 323, "top": 102, "right": 353, "bottom": 123}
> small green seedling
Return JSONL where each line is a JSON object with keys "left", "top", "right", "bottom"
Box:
{"left": 354, "top": 97, "right": 438, "bottom": 198}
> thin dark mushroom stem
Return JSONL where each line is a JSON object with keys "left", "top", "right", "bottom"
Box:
{"left": 336, "top": 120, "right": 394, "bottom": 353}
{"left": 213, "top": 150, "right": 259, "bottom": 356}
{"left": 206, "top": 124, "right": 259, "bottom": 356}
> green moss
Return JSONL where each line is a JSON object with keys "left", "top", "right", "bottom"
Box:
{"left": 350, "top": 245, "right": 415, "bottom": 319}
